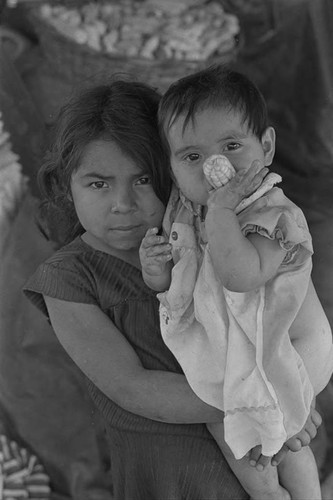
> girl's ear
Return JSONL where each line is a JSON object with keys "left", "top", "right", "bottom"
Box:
{"left": 261, "top": 126, "right": 276, "bottom": 166}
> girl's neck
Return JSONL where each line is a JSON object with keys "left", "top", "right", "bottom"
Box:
{"left": 81, "top": 233, "right": 142, "bottom": 270}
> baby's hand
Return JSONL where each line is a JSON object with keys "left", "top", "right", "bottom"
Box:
{"left": 207, "top": 160, "right": 269, "bottom": 211}
{"left": 139, "top": 227, "right": 173, "bottom": 277}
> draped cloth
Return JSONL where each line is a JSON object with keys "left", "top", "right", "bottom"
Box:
{"left": 159, "top": 185, "right": 316, "bottom": 459}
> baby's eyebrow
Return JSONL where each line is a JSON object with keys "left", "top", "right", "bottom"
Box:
{"left": 217, "top": 132, "right": 247, "bottom": 142}
{"left": 174, "top": 145, "right": 198, "bottom": 157}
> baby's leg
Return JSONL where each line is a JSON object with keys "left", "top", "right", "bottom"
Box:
{"left": 290, "top": 279, "right": 333, "bottom": 394}
{"left": 207, "top": 422, "right": 290, "bottom": 500}
{"left": 278, "top": 446, "right": 321, "bottom": 500}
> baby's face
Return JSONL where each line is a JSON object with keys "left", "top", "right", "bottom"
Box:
{"left": 167, "top": 106, "right": 274, "bottom": 205}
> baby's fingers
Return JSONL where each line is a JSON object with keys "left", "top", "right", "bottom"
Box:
{"left": 246, "top": 160, "right": 269, "bottom": 185}
{"left": 141, "top": 227, "right": 168, "bottom": 248}
{"left": 229, "top": 160, "right": 268, "bottom": 198}
{"left": 146, "top": 244, "right": 172, "bottom": 259}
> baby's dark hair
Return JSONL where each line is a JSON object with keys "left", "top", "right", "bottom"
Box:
{"left": 38, "top": 78, "right": 171, "bottom": 244}
{"left": 158, "top": 64, "right": 268, "bottom": 156}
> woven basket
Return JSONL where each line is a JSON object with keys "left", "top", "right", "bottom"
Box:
{"left": 28, "top": 1, "right": 240, "bottom": 91}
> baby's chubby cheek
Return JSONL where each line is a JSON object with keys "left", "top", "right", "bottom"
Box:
{"left": 187, "top": 185, "right": 210, "bottom": 206}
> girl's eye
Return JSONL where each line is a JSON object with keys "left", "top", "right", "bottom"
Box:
{"left": 91, "top": 181, "right": 108, "bottom": 189}
{"left": 184, "top": 153, "right": 200, "bottom": 163}
{"left": 225, "top": 142, "right": 240, "bottom": 151}
{"left": 136, "top": 176, "right": 151, "bottom": 185}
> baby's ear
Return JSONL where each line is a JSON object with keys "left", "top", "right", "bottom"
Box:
{"left": 261, "top": 126, "right": 276, "bottom": 166}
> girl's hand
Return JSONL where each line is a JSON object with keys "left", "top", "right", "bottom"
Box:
{"left": 207, "top": 160, "right": 269, "bottom": 212}
{"left": 139, "top": 227, "right": 173, "bottom": 277}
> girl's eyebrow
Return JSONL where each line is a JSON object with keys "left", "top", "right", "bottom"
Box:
{"left": 80, "top": 171, "right": 147, "bottom": 180}
{"left": 80, "top": 171, "right": 112, "bottom": 180}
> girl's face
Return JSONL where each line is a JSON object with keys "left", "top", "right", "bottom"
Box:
{"left": 167, "top": 106, "right": 275, "bottom": 205}
{"left": 70, "top": 140, "right": 165, "bottom": 263}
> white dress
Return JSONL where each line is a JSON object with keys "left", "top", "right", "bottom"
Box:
{"left": 158, "top": 185, "right": 320, "bottom": 459}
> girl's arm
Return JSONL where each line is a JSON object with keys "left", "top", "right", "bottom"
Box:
{"left": 44, "top": 295, "right": 224, "bottom": 424}
{"left": 205, "top": 205, "right": 286, "bottom": 292}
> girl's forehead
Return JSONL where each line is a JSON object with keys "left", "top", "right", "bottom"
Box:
{"left": 75, "top": 139, "right": 144, "bottom": 176}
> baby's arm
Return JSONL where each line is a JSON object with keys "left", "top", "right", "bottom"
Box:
{"left": 139, "top": 227, "right": 173, "bottom": 291}
{"left": 44, "top": 295, "right": 225, "bottom": 424}
{"left": 206, "top": 168, "right": 287, "bottom": 292}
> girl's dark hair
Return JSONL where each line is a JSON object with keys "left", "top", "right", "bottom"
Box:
{"left": 158, "top": 64, "right": 269, "bottom": 157}
{"left": 38, "top": 78, "right": 171, "bottom": 244}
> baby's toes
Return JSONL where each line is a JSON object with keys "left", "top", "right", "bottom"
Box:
{"left": 255, "top": 454, "right": 271, "bottom": 471}
{"left": 248, "top": 445, "right": 262, "bottom": 467}
{"left": 285, "top": 436, "right": 302, "bottom": 452}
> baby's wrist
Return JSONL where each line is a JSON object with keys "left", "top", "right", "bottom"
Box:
{"left": 142, "top": 266, "right": 171, "bottom": 292}
{"left": 142, "top": 268, "right": 164, "bottom": 279}
{"left": 207, "top": 198, "right": 237, "bottom": 213}
{"left": 207, "top": 189, "right": 240, "bottom": 212}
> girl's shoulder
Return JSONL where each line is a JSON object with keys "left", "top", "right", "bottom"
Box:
{"left": 23, "top": 237, "right": 151, "bottom": 317}
{"left": 40, "top": 236, "right": 135, "bottom": 279}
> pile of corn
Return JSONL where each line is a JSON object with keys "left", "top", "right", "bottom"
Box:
{"left": 0, "top": 112, "right": 28, "bottom": 246}
{"left": 0, "top": 435, "right": 51, "bottom": 499}
{"left": 38, "top": 0, "right": 240, "bottom": 61}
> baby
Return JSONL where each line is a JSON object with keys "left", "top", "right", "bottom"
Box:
{"left": 140, "top": 65, "right": 333, "bottom": 499}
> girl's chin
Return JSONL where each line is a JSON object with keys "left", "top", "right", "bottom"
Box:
{"left": 82, "top": 232, "right": 138, "bottom": 253}
{"left": 106, "top": 235, "right": 142, "bottom": 251}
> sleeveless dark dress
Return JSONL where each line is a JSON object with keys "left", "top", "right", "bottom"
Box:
{"left": 24, "top": 237, "right": 248, "bottom": 500}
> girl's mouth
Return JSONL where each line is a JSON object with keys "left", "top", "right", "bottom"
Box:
{"left": 111, "top": 225, "right": 140, "bottom": 231}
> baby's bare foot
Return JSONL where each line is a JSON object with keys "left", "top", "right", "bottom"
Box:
{"left": 271, "top": 405, "right": 322, "bottom": 466}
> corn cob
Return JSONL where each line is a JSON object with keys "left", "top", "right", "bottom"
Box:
{"left": 203, "top": 154, "right": 235, "bottom": 189}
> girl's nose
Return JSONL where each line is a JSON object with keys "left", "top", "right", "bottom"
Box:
{"left": 110, "top": 187, "right": 136, "bottom": 213}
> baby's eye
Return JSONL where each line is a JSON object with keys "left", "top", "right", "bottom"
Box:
{"left": 91, "top": 180, "right": 108, "bottom": 189}
{"left": 184, "top": 153, "right": 200, "bottom": 163}
{"left": 136, "top": 176, "right": 151, "bottom": 185}
{"left": 224, "top": 142, "right": 241, "bottom": 151}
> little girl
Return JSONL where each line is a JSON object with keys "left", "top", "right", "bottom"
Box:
{"left": 140, "top": 65, "right": 333, "bottom": 500}
{"left": 23, "top": 78, "right": 258, "bottom": 500}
